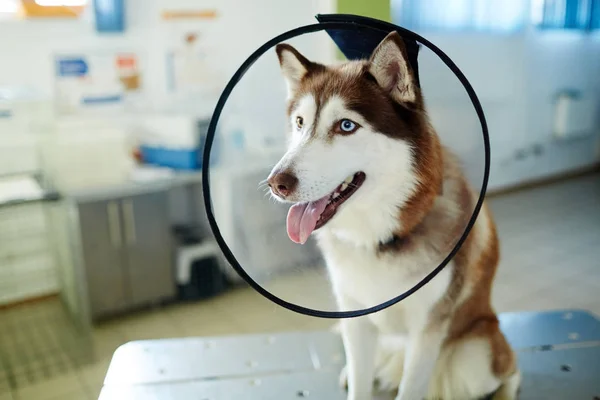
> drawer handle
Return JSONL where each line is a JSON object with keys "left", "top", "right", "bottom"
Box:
{"left": 107, "top": 201, "right": 122, "bottom": 248}
{"left": 123, "top": 199, "right": 137, "bottom": 246}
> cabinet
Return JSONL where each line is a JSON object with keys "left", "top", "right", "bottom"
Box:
{"left": 75, "top": 189, "right": 175, "bottom": 320}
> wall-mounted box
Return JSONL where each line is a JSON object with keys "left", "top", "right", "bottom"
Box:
{"left": 554, "top": 90, "right": 597, "bottom": 140}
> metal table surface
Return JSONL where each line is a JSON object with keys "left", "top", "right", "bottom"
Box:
{"left": 99, "top": 309, "right": 600, "bottom": 400}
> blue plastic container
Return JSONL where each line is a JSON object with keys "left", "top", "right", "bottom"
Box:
{"left": 140, "top": 146, "right": 201, "bottom": 171}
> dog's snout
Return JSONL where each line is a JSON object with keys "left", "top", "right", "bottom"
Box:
{"left": 268, "top": 171, "right": 298, "bottom": 198}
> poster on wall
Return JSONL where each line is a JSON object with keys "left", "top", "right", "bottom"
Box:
{"left": 166, "top": 31, "right": 224, "bottom": 115}
{"left": 54, "top": 52, "right": 143, "bottom": 115}
{"left": 155, "top": 0, "right": 225, "bottom": 115}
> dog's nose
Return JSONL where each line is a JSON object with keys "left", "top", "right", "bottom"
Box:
{"left": 267, "top": 171, "right": 298, "bottom": 198}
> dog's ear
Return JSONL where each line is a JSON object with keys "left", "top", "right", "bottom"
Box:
{"left": 368, "top": 32, "right": 417, "bottom": 104}
{"left": 275, "top": 44, "right": 316, "bottom": 96}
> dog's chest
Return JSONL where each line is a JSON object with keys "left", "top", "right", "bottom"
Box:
{"left": 320, "top": 237, "right": 452, "bottom": 334}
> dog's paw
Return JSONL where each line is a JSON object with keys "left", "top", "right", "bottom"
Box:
{"left": 339, "top": 365, "right": 348, "bottom": 390}
{"left": 374, "top": 350, "right": 404, "bottom": 392}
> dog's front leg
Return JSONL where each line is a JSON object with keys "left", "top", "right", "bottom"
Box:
{"left": 339, "top": 297, "right": 377, "bottom": 400}
{"left": 395, "top": 327, "right": 445, "bottom": 400}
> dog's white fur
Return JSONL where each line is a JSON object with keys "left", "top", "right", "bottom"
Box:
{"left": 272, "top": 92, "right": 418, "bottom": 245}
{"left": 268, "top": 34, "right": 519, "bottom": 400}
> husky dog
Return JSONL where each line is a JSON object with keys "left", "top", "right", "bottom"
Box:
{"left": 266, "top": 32, "right": 520, "bottom": 400}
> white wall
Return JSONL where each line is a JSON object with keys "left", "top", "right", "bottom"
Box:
{"left": 520, "top": 32, "right": 600, "bottom": 185}
{"left": 419, "top": 30, "right": 600, "bottom": 191}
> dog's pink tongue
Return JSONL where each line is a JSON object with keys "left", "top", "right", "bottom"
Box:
{"left": 287, "top": 197, "right": 329, "bottom": 244}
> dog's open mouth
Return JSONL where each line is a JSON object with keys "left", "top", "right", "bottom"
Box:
{"left": 286, "top": 172, "right": 366, "bottom": 244}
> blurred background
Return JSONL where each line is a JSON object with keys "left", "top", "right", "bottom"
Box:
{"left": 0, "top": 0, "right": 598, "bottom": 399}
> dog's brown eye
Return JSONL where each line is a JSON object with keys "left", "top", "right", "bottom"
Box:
{"left": 296, "top": 116, "right": 304, "bottom": 129}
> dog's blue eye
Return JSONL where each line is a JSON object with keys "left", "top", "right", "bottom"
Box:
{"left": 340, "top": 119, "right": 356, "bottom": 133}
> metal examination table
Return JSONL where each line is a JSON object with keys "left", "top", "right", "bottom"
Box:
{"left": 99, "top": 309, "right": 600, "bottom": 399}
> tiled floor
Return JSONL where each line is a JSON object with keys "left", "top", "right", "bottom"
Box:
{"left": 0, "top": 300, "right": 94, "bottom": 397}
{"left": 1, "top": 173, "right": 599, "bottom": 400}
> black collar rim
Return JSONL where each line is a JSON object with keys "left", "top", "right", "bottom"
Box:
{"left": 201, "top": 17, "right": 491, "bottom": 319}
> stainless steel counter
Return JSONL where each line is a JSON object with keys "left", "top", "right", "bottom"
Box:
{"left": 61, "top": 171, "right": 203, "bottom": 203}
{"left": 99, "top": 309, "right": 600, "bottom": 400}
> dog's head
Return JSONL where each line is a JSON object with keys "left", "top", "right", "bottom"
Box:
{"left": 267, "top": 32, "right": 442, "bottom": 246}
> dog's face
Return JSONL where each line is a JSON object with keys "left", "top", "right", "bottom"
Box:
{"left": 267, "top": 32, "right": 440, "bottom": 246}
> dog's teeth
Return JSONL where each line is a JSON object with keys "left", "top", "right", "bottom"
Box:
{"left": 340, "top": 183, "right": 348, "bottom": 191}
{"left": 344, "top": 176, "right": 353, "bottom": 184}
{"left": 333, "top": 192, "right": 340, "bottom": 199}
